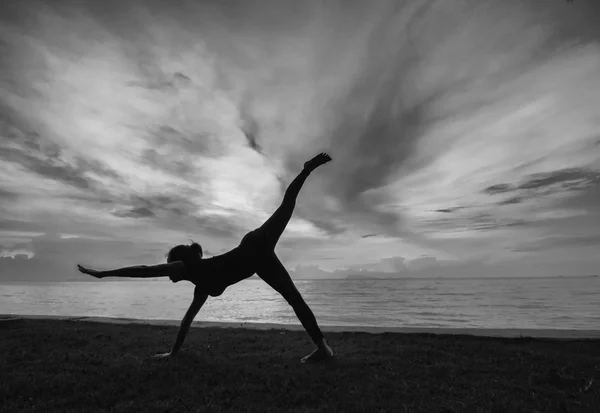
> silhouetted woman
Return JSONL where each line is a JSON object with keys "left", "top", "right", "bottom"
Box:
{"left": 78, "top": 153, "right": 334, "bottom": 363}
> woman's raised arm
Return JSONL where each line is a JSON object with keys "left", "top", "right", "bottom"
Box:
{"left": 77, "top": 262, "right": 186, "bottom": 280}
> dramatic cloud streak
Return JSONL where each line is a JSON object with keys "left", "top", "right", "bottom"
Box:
{"left": 1, "top": 0, "right": 599, "bottom": 280}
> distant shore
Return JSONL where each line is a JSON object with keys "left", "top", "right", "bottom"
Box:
{"left": 2, "top": 314, "right": 599, "bottom": 339}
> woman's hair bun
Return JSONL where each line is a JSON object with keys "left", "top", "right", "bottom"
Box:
{"left": 190, "top": 242, "right": 203, "bottom": 257}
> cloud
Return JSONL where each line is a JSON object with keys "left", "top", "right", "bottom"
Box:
{"left": 485, "top": 184, "right": 514, "bottom": 195}
{"left": 0, "top": 115, "right": 122, "bottom": 194}
{"left": 518, "top": 168, "right": 599, "bottom": 191}
{"left": 497, "top": 197, "right": 522, "bottom": 206}
{"left": 410, "top": 167, "right": 600, "bottom": 241}
{"left": 407, "top": 255, "right": 438, "bottom": 270}
{"left": 0, "top": 232, "right": 175, "bottom": 281}
{"left": 435, "top": 207, "right": 464, "bottom": 213}
{"left": 0, "top": 239, "right": 34, "bottom": 258}
{"left": 484, "top": 168, "right": 600, "bottom": 197}
{"left": 1, "top": 0, "right": 600, "bottom": 280}
{"left": 0, "top": 187, "right": 18, "bottom": 201}
{"left": 238, "top": 97, "right": 263, "bottom": 154}
{"left": 112, "top": 206, "right": 155, "bottom": 219}
{"left": 140, "top": 148, "right": 194, "bottom": 177}
{"left": 512, "top": 234, "right": 600, "bottom": 253}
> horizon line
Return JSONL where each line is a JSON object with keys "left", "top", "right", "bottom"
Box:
{"left": 0, "top": 274, "right": 597, "bottom": 283}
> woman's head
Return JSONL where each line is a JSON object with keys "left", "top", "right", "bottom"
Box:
{"left": 166, "top": 242, "right": 203, "bottom": 264}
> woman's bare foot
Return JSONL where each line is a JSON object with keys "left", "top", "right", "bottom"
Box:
{"left": 301, "top": 339, "right": 334, "bottom": 363}
{"left": 304, "top": 153, "right": 332, "bottom": 172}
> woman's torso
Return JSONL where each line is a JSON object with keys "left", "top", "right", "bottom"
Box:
{"left": 188, "top": 230, "right": 265, "bottom": 296}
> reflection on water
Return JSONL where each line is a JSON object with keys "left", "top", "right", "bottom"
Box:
{"left": 1, "top": 277, "right": 598, "bottom": 330}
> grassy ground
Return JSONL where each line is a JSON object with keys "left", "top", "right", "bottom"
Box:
{"left": 1, "top": 319, "right": 599, "bottom": 413}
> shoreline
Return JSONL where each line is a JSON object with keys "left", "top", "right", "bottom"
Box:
{"left": 2, "top": 313, "right": 599, "bottom": 339}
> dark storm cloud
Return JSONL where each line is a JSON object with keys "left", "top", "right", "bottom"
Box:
{"left": 469, "top": 214, "right": 527, "bottom": 231}
{"left": 303, "top": 217, "right": 346, "bottom": 236}
{"left": 325, "top": 67, "right": 427, "bottom": 228}
{"left": 80, "top": 158, "right": 123, "bottom": 181}
{"left": 1, "top": 107, "right": 229, "bottom": 239}
{"left": 173, "top": 72, "right": 191, "bottom": 85}
{"left": 112, "top": 206, "right": 155, "bottom": 219}
{"left": 0, "top": 187, "right": 18, "bottom": 201}
{"left": 2, "top": 0, "right": 599, "bottom": 277}
{"left": 518, "top": 168, "right": 600, "bottom": 191}
{"left": 63, "top": 193, "right": 114, "bottom": 205}
{"left": 1, "top": 110, "right": 210, "bottom": 234}
{"left": 312, "top": 2, "right": 494, "bottom": 235}
{"left": 482, "top": 168, "right": 600, "bottom": 214}
{"left": 145, "top": 195, "right": 194, "bottom": 216}
{"left": 146, "top": 124, "right": 219, "bottom": 161}
{"left": 128, "top": 71, "right": 192, "bottom": 92}
{"left": 107, "top": 194, "right": 242, "bottom": 241}
{"left": 485, "top": 168, "right": 600, "bottom": 197}
{"left": 237, "top": 94, "right": 264, "bottom": 154}
{"left": 141, "top": 148, "right": 195, "bottom": 177}
{"left": 484, "top": 183, "right": 514, "bottom": 195}
{"left": 242, "top": 124, "right": 262, "bottom": 154}
{"left": 423, "top": 213, "right": 527, "bottom": 234}
{"left": 555, "top": 174, "right": 600, "bottom": 213}
{"left": 0, "top": 219, "right": 47, "bottom": 232}
{"left": 435, "top": 207, "right": 465, "bottom": 213}
{"left": 1, "top": 141, "right": 93, "bottom": 189}
{"left": 0, "top": 116, "right": 122, "bottom": 191}
{"left": 497, "top": 197, "right": 523, "bottom": 205}
{"left": 0, "top": 232, "right": 175, "bottom": 281}
{"left": 34, "top": 163, "right": 93, "bottom": 189}
{"left": 194, "top": 216, "right": 241, "bottom": 240}
{"left": 113, "top": 194, "right": 198, "bottom": 219}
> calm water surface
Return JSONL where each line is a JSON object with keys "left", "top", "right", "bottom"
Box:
{"left": 1, "top": 277, "right": 598, "bottom": 330}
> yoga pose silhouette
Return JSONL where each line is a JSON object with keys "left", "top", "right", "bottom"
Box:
{"left": 78, "top": 153, "right": 334, "bottom": 363}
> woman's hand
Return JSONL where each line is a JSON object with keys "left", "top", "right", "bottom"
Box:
{"left": 151, "top": 352, "right": 175, "bottom": 360}
{"left": 77, "top": 264, "right": 103, "bottom": 279}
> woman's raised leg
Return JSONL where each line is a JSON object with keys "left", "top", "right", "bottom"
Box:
{"left": 256, "top": 252, "right": 333, "bottom": 363}
{"left": 257, "top": 153, "right": 331, "bottom": 250}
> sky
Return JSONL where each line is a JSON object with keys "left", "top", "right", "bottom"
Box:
{"left": 1, "top": 0, "right": 599, "bottom": 281}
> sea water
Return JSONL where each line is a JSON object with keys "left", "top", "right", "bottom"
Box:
{"left": 0, "top": 276, "right": 598, "bottom": 330}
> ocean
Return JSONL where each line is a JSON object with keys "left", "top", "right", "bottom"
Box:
{"left": 1, "top": 276, "right": 598, "bottom": 330}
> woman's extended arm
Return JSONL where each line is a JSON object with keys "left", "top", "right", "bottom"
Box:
{"left": 77, "top": 262, "right": 186, "bottom": 280}
{"left": 154, "top": 286, "right": 208, "bottom": 358}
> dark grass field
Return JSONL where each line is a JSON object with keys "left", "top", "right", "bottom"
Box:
{"left": 1, "top": 319, "right": 599, "bottom": 413}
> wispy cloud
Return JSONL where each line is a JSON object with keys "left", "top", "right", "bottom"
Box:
{"left": 1, "top": 0, "right": 599, "bottom": 280}
{"left": 513, "top": 234, "right": 600, "bottom": 253}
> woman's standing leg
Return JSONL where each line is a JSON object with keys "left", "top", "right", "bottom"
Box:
{"left": 256, "top": 252, "right": 333, "bottom": 363}
{"left": 253, "top": 153, "right": 333, "bottom": 361}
